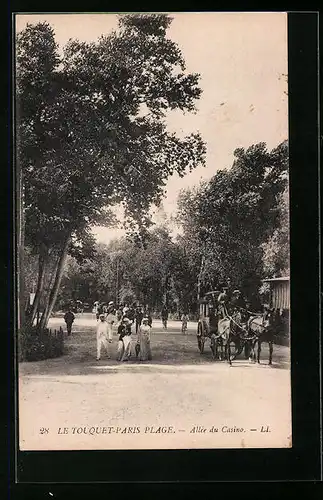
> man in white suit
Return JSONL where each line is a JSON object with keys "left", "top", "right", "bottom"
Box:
{"left": 96, "top": 313, "right": 112, "bottom": 361}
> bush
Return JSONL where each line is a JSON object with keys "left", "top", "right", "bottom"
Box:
{"left": 19, "top": 326, "right": 65, "bottom": 362}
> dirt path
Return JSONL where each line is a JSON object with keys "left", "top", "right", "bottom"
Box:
{"left": 19, "top": 315, "right": 292, "bottom": 450}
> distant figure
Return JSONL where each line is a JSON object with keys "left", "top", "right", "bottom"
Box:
{"left": 181, "top": 312, "right": 189, "bottom": 334}
{"left": 145, "top": 308, "right": 153, "bottom": 327}
{"left": 107, "top": 301, "right": 115, "bottom": 314}
{"left": 96, "top": 302, "right": 104, "bottom": 320}
{"left": 116, "top": 305, "right": 123, "bottom": 325}
{"left": 138, "top": 317, "right": 152, "bottom": 361}
{"left": 96, "top": 313, "right": 112, "bottom": 361}
{"left": 126, "top": 305, "right": 135, "bottom": 322}
{"left": 135, "top": 306, "right": 144, "bottom": 334}
{"left": 122, "top": 303, "right": 130, "bottom": 316}
{"left": 161, "top": 305, "right": 168, "bottom": 329}
{"left": 106, "top": 308, "right": 116, "bottom": 340}
{"left": 64, "top": 310, "right": 75, "bottom": 336}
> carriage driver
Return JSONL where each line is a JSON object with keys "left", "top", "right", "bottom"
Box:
{"left": 230, "top": 290, "right": 248, "bottom": 321}
{"left": 230, "top": 290, "right": 246, "bottom": 311}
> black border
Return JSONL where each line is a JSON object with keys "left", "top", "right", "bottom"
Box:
{"left": 7, "top": 7, "right": 321, "bottom": 489}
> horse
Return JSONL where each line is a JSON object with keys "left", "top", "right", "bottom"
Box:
{"left": 247, "top": 309, "right": 275, "bottom": 365}
{"left": 215, "top": 310, "right": 258, "bottom": 365}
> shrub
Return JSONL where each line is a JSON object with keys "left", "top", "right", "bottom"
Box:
{"left": 19, "top": 326, "right": 65, "bottom": 362}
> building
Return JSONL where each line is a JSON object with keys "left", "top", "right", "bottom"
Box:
{"left": 262, "top": 276, "right": 290, "bottom": 310}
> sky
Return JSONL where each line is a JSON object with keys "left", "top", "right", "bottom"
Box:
{"left": 16, "top": 12, "right": 288, "bottom": 243}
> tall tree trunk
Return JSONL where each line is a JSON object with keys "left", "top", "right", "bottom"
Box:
{"left": 39, "top": 235, "right": 71, "bottom": 329}
{"left": 27, "top": 243, "right": 48, "bottom": 327}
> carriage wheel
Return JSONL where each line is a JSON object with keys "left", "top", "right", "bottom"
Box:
{"left": 197, "top": 324, "right": 205, "bottom": 354}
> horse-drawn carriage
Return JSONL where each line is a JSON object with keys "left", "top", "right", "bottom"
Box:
{"left": 197, "top": 291, "right": 275, "bottom": 365}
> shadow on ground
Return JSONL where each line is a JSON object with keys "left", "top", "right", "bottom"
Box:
{"left": 19, "top": 325, "right": 290, "bottom": 377}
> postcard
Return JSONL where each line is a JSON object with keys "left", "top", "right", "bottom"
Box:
{"left": 15, "top": 11, "right": 291, "bottom": 451}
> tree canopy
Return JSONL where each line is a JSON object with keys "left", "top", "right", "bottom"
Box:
{"left": 17, "top": 14, "right": 206, "bottom": 327}
{"left": 177, "top": 141, "right": 289, "bottom": 305}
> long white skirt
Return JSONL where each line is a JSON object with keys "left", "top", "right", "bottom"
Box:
{"left": 117, "top": 336, "right": 132, "bottom": 361}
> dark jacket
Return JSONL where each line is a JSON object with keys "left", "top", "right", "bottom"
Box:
{"left": 64, "top": 311, "right": 75, "bottom": 324}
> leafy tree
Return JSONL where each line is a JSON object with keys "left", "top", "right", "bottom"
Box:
{"left": 177, "top": 141, "right": 289, "bottom": 305}
{"left": 261, "top": 186, "right": 289, "bottom": 277}
{"left": 17, "top": 14, "right": 205, "bottom": 328}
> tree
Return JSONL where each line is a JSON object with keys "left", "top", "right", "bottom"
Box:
{"left": 261, "top": 186, "right": 289, "bottom": 277}
{"left": 17, "top": 14, "right": 206, "bottom": 328}
{"left": 177, "top": 141, "right": 289, "bottom": 305}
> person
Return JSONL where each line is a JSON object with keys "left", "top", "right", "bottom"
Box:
{"left": 64, "top": 309, "right": 75, "bottom": 336}
{"left": 135, "top": 306, "right": 144, "bottom": 334}
{"left": 145, "top": 308, "right": 153, "bottom": 327}
{"left": 181, "top": 312, "right": 189, "bottom": 334}
{"left": 117, "top": 317, "right": 133, "bottom": 362}
{"left": 107, "top": 301, "right": 114, "bottom": 314}
{"left": 96, "top": 302, "right": 105, "bottom": 320}
{"left": 137, "top": 317, "right": 152, "bottom": 361}
{"left": 230, "top": 290, "right": 247, "bottom": 315}
{"left": 106, "top": 307, "right": 116, "bottom": 341}
{"left": 126, "top": 304, "right": 135, "bottom": 322}
{"left": 115, "top": 305, "right": 123, "bottom": 325}
{"left": 217, "top": 287, "right": 229, "bottom": 318}
{"left": 161, "top": 305, "right": 168, "bottom": 329}
{"left": 122, "top": 303, "right": 129, "bottom": 316}
{"left": 96, "top": 313, "right": 112, "bottom": 361}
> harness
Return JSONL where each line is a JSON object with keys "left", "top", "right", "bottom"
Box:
{"left": 248, "top": 315, "right": 269, "bottom": 331}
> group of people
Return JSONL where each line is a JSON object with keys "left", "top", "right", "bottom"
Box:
{"left": 94, "top": 301, "right": 153, "bottom": 363}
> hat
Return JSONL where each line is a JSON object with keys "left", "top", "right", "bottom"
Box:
{"left": 108, "top": 301, "right": 114, "bottom": 306}
{"left": 142, "top": 317, "right": 149, "bottom": 322}
{"left": 99, "top": 313, "right": 105, "bottom": 319}
{"left": 233, "top": 290, "right": 241, "bottom": 295}
{"left": 123, "top": 318, "right": 131, "bottom": 325}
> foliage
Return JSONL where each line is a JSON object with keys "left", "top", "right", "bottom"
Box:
{"left": 17, "top": 14, "right": 205, "bottom": 328}
{"left": 177, "top": 141, "right": 289, "bottom": 305}
{"left": 261, "top": 186, "right": 289, "bottom": 277}
{"left": 56, "top": 226, "right": 197, "bottom": 314}
{"left": 19, "top": 326, "right": 64, "bottom": 362}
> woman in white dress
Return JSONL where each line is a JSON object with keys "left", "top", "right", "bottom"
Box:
{"left": 138, "top": 317, "right": 152, "bottom": 361}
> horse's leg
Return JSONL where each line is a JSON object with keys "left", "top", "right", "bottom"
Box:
{"left": 257, "top": 340, "right": 261, "bottom": 364}
{"left": 247, "top": 340, "right": 254, "bottom": 362}
{"left": 210, "top": 336, "right": 216, "bottom": 360}
{"left": 227, "top": 338, "right": 232, "bottom": 366}
{"left": 268, "top": 340, "right": 273, "bottom": 365}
